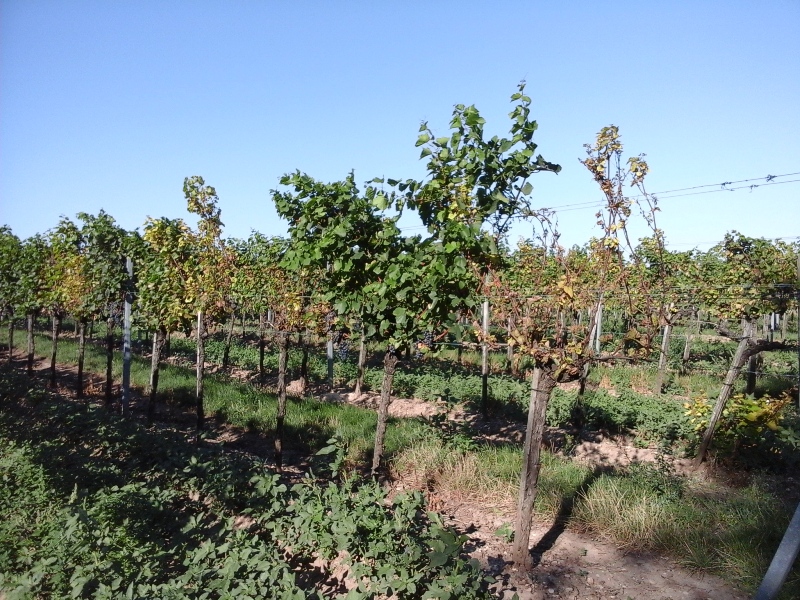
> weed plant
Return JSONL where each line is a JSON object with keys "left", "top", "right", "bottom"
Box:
{"left": 0, "top": 366, "right": 493, "bottom": 599}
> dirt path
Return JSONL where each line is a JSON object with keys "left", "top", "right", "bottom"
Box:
{"left": 3, "top": 350, "right": 755, "bottom": 599}
{"left": 427, "top": 500, "right": 748, "bottom": 600}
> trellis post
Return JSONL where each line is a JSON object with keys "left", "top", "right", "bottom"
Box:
{"left": 481, "top": 297, "right": 490, "bottom": 415}
{"left": 121, "top": 257, "right": 133, "bottom": 415}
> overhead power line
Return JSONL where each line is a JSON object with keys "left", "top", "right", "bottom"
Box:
{"left": 545, "top": 174, "right": 800, "bottom": 213}
{"left": 666, "top": 235, "right": 800, "bottom": 248}
{"left": 643, "top": 171, "right": 800, "bottom": 196}
{"left": 396, "top": 171, "right": 800, "bottom": 231}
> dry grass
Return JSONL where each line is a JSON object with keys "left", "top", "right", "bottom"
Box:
{"left": 392, "top": 439, "right": 590, "bottom": 522}
{"left": 393, "top": 443, "right": 517, "bottom": 512}
{"left": 571, "top": 477, "right": 667, "bottom": 549}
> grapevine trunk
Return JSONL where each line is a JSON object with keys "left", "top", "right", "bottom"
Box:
{"left": 513, "top": 367, "right": 557, "bottom": 568}
{"left": 275, "top": 331, "right": 289, "bottom": 470}
{"left": 372, "top": 349, "right": 398, "bottom": 477}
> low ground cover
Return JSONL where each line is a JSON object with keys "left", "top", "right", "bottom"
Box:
{"left": 2, "top": 325, "right": 799, "bottom": 597}
{"left": 0, "top": 367, "right": 492, "bottom": 599}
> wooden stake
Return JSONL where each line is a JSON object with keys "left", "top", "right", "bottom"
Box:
{"left": 481, "top": 298, "right": 490, "bottom": 415}
{"left": 195, "top": 310, "right": 205, "bottom": 443}
{"left": 695, "top": 319, "right": 754, "bottom": 466}
{"left": 513, "top": 367, "right": 556, "bottom": 568}
{"left": 655, "top": 319, "right": 672, "bottom": 394}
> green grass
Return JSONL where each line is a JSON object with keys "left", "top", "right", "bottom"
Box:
{"left": 572, "top": 466, "right": 799, "bottom": 597}
{"left": 4, "top": 327, "right": 429, "bottom": 466}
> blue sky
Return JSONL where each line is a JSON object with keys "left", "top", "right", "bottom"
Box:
{"left": 1, "top": 1, "right": 798, "bottom": 251}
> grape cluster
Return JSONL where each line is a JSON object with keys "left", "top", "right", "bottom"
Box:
{"left": 337, "top": 338, "right": 350, "bottom": 360}
{"left": 106, "top": 301, "right": 124, "bottom": 326}
{"left": 324, "top": 310, "right": 336, "bottom": 332}
{"left": 414, "top": 331, "right": 434, "bottom": 360}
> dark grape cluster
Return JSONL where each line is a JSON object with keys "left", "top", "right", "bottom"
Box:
{"left": 415, "top": 331, "right": 434, "bottom": 360}
{"left": 337, "top": 338, "right": 350, "bottom": 360}
{"left": 324, "top": 310, "right": 336, "bottom": 332}
{"left": 106, "top": 300, "right": 124, "bottom": 326}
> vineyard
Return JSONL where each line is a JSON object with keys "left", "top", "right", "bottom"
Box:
{"left": 2, "top": 89, "right": 800, "bottom": 598}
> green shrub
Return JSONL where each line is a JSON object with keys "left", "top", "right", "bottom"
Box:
{"left": 685, "top": 392, "right": 800, "bottom": 458}
{"left": 545, "top": 388, "right": 577, "bottom": 428}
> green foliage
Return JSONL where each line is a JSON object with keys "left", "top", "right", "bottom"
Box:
{"left": 137, "top": 217, "right": 199, "bottom": 334}
{"left": 698, "top": 232, "right": 798, "bottom": 321}
{"left": 274, "top": 170, "right": 438, "bottom": 347}
{"left": 685, "top": 392, "right": 799, "bottom": 456}
{"left": 493, "top": 522, "right": 514, "bottom": 543}
{"left": 0, "top": 227, "right": 23, "bottom": 317}
{"left": 545, "top": 388, "right": 578, "bottom": 428}
{"left": 363, "top": 366, "right": 528, "bottom": 406}
{"left": 183, "top": 176, "right": 233, "bottom": 323}
{"left": 274, "top": 85, "right": 560, "bottom": 350}
{"left": 227, "top": 233, "right": 290, "bottom": 327}
{"left": 16, "top": 234, "right": 50, "bottom": 317}
{"left": 314, "top": 436, "right": 347, "bottom": 480}
{"left": 545, "top": 387, "right": 693, "bottom": 443}
{"left": 282, "top": 476, "right": 490, "bottom": 598}
{"left": 73, "top": 211, "right": 131, "bottom": 323}
{"left": 0, "top": 440, "right": 62, "bottom": 577}
{"left": 0, "top": 369, "right": 492, "bottom": 599}
{"left": 393, "top": 82, "right": 561, "bottom": 242}
{"left": 624, "top": 460, "right": 684, "bottom": 504}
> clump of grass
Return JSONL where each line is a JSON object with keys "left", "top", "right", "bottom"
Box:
{"left": 392, "top": 437, "right": 591, "bottom": 522}
{"left": 571, "top": 468, "right": 669, "bottom": 549}
{"left": 572, "top": 465, "right": 800, "bottom": 596}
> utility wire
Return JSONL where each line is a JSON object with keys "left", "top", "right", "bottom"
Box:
{"left": 546, "top": 177, "right": 800, "bottom": 213}
{"left": 397, "top": 171, "right": 800, "bottom": 232}
{"left": 640, "top": 172, "right": 800, "bottom": 196}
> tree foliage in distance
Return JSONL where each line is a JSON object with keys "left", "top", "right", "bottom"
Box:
{"left": 75, "top": 211, "right": 132, "bottom": 325}
{"left": 698, "top": 232, "right": 798, "bottom": 323}
{"left": 138, "top": 218, "right": 198, "bottom": 335}
{"left": 16, "top": 235, "right": 50, "bottom": 374}
{"left": 0, "top": 227, "right": 23, "bottom": 319}
{"left": 43, "top": 217, "right": 85, "bottom": 385}
{"left": 0, "top": 227, "right": 23, "bottom": 363}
